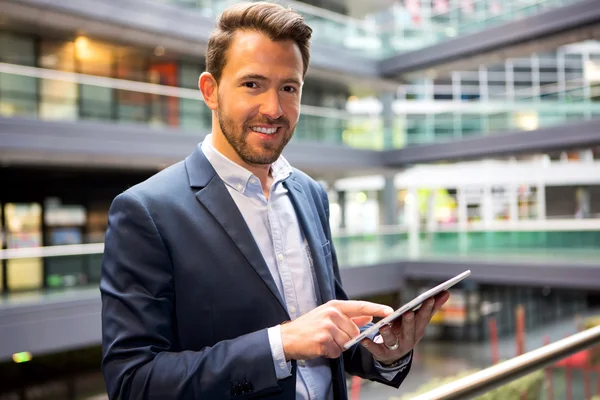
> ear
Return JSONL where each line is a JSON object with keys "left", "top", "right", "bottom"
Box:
{"left": 199, "top": 72, "right": 218, "bottom": 111}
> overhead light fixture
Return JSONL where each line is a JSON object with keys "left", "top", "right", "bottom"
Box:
{"left": 75, "top": 36, "right": 91, "bottom": 60}
{"left": 154, "top": 46, "right": 165, "bottom": 56}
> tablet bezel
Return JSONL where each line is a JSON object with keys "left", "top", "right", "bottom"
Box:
{"left": 343, "top": 270, "right": 471, "bottom": 350}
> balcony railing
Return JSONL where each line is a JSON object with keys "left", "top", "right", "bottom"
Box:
{"left": 152, "top": 0, "right": 584, "bottom": 58}
{"left": 413, "top": 324, "right": 600, "bottom": 399}
{"left": 2, "top": 62, "right": 599, "bottom": 150}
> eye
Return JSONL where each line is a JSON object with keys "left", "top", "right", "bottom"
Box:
{"left": 282, "top": 86, "right": 297, "bottom": 93}
{"left": 243, "top": 82, "right": 258, "bottom": 89}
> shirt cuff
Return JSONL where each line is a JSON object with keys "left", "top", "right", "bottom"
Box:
{"left": 374, "top": 352, "right": 412, "bottom": 380}
{"left": 268, "top": 325, "right": 292, "bottom": 380}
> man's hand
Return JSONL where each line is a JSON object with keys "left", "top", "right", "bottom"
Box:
{"left": 280, "top": 300, "right": 394, "bottom": 361}
{"left": 360, "top": 291, "right": 450, "bottom": 365}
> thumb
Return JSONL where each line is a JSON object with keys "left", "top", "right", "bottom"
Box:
{"left": 351, "top": 316, "right": 373, "bottom": 327}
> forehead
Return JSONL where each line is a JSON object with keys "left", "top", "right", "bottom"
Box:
{"left": 222, "top": 30, "right": 303, "bottom": 80}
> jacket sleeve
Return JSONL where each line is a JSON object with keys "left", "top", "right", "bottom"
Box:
{"left": 318, "top": 186, "right": 412, "bottom": 389}
{"left": 100, "top": 191, "right": 281, "bottom": 399}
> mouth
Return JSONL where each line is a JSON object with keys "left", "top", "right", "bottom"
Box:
{"left": 249, "top": 126, "right": 282, "bottom": 137}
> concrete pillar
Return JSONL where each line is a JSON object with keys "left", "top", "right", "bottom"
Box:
{"left": 576, "top": 187, "right": 591, "bottom": 218}
{"left": 426, "top": 189, "right": 438, "bottom": 233}
{"left": 509, "top": 185, "right": 519, "bottom": 223}
{"left": 337, "top": 190, "right": 347, "bottom": 229}
{"left": 457, "top": 187, "right": 468, "bottom": 254}
{"left": 536, "top": 183, "right": 546, "bottom": 220}
{"left": 482, "top": 185, "right": 494, "bottom": 227}
{"left": 378, "top": 176, "right": 397, "bottom": 227}
{"left": 457, "top": 186, "right": 468, "bottom": 230}
{"left": 405, "top": 187, "right": 420, "bottom": 257}
{"left": 380, "top": 92, "right": 395, "bottom": 149}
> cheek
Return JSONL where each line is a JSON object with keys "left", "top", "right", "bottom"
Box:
{"left": 284, "top": 103, "right": 300, "bottom": 123}
{"left": 224, "top": 104, "right": 252, "bottom": 125}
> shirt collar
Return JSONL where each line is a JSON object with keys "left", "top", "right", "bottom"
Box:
{"left": 201, "top": 134, "right": 293, "bottom": 196}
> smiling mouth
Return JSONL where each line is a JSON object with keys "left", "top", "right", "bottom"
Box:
{"left": 250, "top": 126, "right": 280, "bottom": 135}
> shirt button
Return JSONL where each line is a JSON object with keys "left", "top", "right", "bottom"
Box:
{"left": 250, "top": 178, "right": 256, "bottom": 184}
{"left": 298, "top": 360, "right": 306, "bottom": 367}
{"left": 289, "top": 305, "right": 296, "bottom": 314}
{"left": 277, "top": 254, "right": 284, "bottom": 262}
{"left": 237, "top": 183, "right": 243, "bottom": 191}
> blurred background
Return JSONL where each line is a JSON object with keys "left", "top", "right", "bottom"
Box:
{"left": 1, "top": 0, "right": 600, "bottom": 398}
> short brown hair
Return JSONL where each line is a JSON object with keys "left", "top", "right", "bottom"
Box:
{"left": 206, "top": 2, "right": 312, "bottom": 83}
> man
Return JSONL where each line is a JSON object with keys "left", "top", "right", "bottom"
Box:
{"left": 100, "top": 2, "right": 449, "bottom": 399}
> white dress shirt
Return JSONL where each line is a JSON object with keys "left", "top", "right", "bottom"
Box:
{"left": 201, "top": 135, "right": 408, "bottom": 399}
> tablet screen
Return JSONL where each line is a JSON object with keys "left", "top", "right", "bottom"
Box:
{"left": 343, "top": 270, "right": 471, "bottom": 349}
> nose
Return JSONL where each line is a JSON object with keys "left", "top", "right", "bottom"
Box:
{"left": 259, "top": 90, "right": 283, "bottom": 121}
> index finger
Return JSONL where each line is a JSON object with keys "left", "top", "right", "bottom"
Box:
{"left": 336, "top": 300, "right": 394, "bottom": 318}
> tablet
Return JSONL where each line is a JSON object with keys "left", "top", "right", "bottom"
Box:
{"left": 343, "top": 270, "right": 471, "bottom": 350}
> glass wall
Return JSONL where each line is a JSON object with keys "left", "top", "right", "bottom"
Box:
{"left": 153, "top": 0, "right": 584, "bottom": 58}
{"left": 0, "top": 31, "right": 352, "bottom": 143}
{"left": 0, "top": 32, "right": 213, "bottom": 131}
{"left": 0, "top": 33, "right": 37, "bottom": 117}
{"left": 346, "top": 42, "right": 600, "bottom": 148}
{"left": 2, "top": 33, "right": 600, "bottom": 151}
{"left": 3, "top": 203, "right": 44, "bottom": 291}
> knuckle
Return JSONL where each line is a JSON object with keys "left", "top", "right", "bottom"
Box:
{"left": 317, "top": 332, "right": 330, "bottom": 345}
{"left": 325, "top": 321, "right": 337, "bottom": 333}
{"left": 357, "top": 301, "right": 367, "bottom": 313}
{"left": 324, "top": 308, "right": 337, "bottom": 318}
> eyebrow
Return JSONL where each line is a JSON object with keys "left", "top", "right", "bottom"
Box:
{"left": 237, "top": 74, "right": 302, "bottom": 87}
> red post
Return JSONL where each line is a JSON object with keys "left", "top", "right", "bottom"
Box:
{"left": 544, "top": 336, "right": 553, "bottom": 400}
{"left": 584, "top": 367, "right": 591, "bottom": 400}
{"left": 488, "top": 317, "right": 499, "bottom": 365}
{"left": 565, "top": 357, "right": 572, "bottom": 400}
{"left": 350, "top": 376, "right": 361, "bottom": 400}
{"left": 515, "top": 305, "right": 525, "bottom": 356}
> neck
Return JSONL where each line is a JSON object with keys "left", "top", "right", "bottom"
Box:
{"left": 210, "top": 130, "right": 272, "bottom": 187}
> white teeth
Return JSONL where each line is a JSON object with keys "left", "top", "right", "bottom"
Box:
{"left": 251, "top": 127, "right": 278, "bottom": 134}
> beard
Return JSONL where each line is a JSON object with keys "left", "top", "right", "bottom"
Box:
{"left": 216, "top": 98, "right": 295, "bottom": 165}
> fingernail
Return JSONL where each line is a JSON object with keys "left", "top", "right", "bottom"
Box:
{"left": 362, "top": 341, "right": 369, "bottom": 347}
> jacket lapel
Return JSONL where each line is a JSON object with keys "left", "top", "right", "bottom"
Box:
{"left": 285, "top": 177, "right": 334, "bottom": 304}
{"left": 185, "top": 146, "right": 288, "bottom": 315}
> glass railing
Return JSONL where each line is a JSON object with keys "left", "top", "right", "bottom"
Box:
{"left": 372, "top": 80, "right": 600, "bottom": 147}
{"left": 2, "top": 63, "right": 599, "bottom": 150}
{"left": 333, "top": 224, "right": 600, "bottom": 267}
{"left": 400, "top": 106, "right": 600, "bottom": 146}
{"left": 0, "top": 62, "right": 349, "bottom": 145}
{"left": 1, "top": 223, "right": 598, "bottom": 292}
{"left": 152, "top": 0, "right": 584, "bottom": 58}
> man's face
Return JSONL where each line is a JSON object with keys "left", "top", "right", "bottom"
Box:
{"left": 215, "top": 30, "right": 303, "bottom": 165}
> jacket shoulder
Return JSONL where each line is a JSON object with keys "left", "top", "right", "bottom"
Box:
{"left": 122, "top": 161, "right": 189, "bottom": 206}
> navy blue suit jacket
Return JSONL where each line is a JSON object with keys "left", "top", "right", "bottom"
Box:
{"left": 100, "top": 145, "right": 411, "bottom": 399}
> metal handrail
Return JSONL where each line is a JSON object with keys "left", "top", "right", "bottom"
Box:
{"left": 412, "top": 324, "right": 600, "bottom": 400}
{"left": 0, "top": 243, "right": 104, "bottom": 260}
